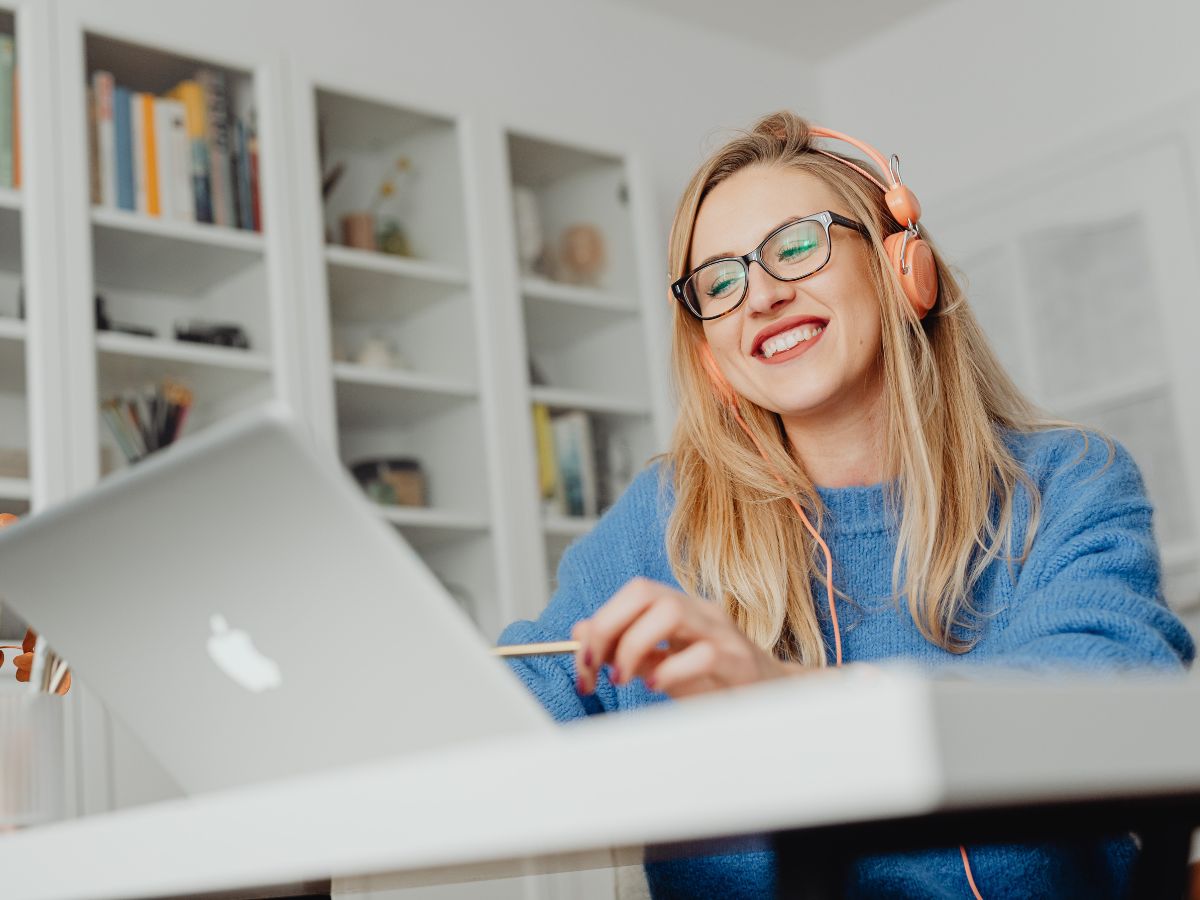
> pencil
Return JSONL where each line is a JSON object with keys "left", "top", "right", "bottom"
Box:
{"left": 492, "top": 640, "right": 581, "bottom": 658}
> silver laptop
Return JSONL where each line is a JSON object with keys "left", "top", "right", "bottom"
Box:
{"left": 0, "top": 404, "right": 551, "bottom": 794}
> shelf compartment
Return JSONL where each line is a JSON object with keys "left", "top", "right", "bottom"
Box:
{"left": 333, "top": 364, "right": 477, "bottom": 428}
{"left": 317, "top": 88, "right": 468, "bottom": 272}
{"left": 325, "top": 245, "right": 470, "bottom": 323}
{"left": 543, "top": 513, "right": 597, "bottom": 538}
{"left": 0, "top": 325, "right": 25, "bottom": 390}
{"left": 0, "top": 190, "right": 19, "bottom": 272}
{"left": 96, "top": 332, "right": 273, "bottom": 400}
{"left": 0, "top": 477, "right": 30, "bottom": 502}
{"left": 92, "top": 208, "right": 265, "bottom": 295}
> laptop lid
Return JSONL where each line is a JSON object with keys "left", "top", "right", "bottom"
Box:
{"left": 0, "top": 405, "right": 551, "bottom": 795}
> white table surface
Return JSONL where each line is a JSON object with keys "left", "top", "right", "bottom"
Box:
{"left": 3, "top": 666, "right": 1200, "bottom": 900}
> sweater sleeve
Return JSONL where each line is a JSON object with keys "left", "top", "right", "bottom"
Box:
{"left": 982, "top": 430, "right": 1195, "bottom": 672}
{"left": 496, "top": 463, "right": 670, "bottom": 722}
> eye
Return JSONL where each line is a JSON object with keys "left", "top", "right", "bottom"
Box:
{"left": 776, "top": 236, "right": 819, "bottom": 262}
{"left": 699, "top": 263, "right": 745, "bottom": 299}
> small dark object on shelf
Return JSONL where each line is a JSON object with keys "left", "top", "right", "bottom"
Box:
{"left": 350, "top": 457, "right": 427, "bottom": 507}
{"left": 96, "top": 295, "right": 156, "bottom": 338}
{"left": 175, "top": 321, "right": 251, "bottom": 349}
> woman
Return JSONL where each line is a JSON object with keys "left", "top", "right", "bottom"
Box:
{"left": 497, "top": 111, "right": 1195, "bottom": 898}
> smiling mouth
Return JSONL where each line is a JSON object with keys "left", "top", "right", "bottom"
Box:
{"left": 755, "top": 322, "right": 827, "bottom": 361}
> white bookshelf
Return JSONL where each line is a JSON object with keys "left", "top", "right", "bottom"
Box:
{"left": 506, "top": 130, "right": 664, "bottom": 598}
{"left": 304, "top": 85, "right": 508, "bottom": 639}
{"left": 8, "top": 15, "right": 671, "bottom": 900}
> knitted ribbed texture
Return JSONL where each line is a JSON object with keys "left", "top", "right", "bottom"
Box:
{"left": 498, "top": 428, "right": 1195, "bottom": 898}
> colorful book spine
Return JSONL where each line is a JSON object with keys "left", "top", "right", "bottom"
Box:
{"left": 140, "top": 94, "right": 160, "bottom": 216}
{"left": 86, "top": 85, "right": 100, "bottom": 204}
{"left": 197, "top": 68, "right": 234, "bottom": 227}
{"left": 0, "top": 34, "right": 13, "bottom": 188}
{"left": 552, "top": 411, "right": 598, "bottom": 518}
{"left": 167, "top": 79, "right": 211, "bottom": 223}
{"left": 10, "top": 65, "right": 18, "bottom": 188}
{"left": 91, "top": 70, "right": 116, "bottom": 206}
{"left": 130, "top": 92, "right": 147, "bottom": 213}
{"left": 112, "top": 86, "right": 136, "bottom": 211}
{"left": 164, "top": 98, "right": 193, "bottom": 222}
{"left": 532, "top": 402, "right": 558, "bottom": 508}
{"left": 152, "top": 98, "right": 178, "bottom": 220}
{"left": 249, "top": 133, "right": 261, "bottom": 231}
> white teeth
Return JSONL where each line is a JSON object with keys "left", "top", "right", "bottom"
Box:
{"left": 760, "top": 325, "right": 824, "bottom": 358}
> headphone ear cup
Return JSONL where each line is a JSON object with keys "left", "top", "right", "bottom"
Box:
{"left": 884, "top": 231, "right": 938, "bottom": 319}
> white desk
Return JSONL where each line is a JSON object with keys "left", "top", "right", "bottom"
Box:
{"left": 3, "top": 667, "right": 1200, "bottom": 900}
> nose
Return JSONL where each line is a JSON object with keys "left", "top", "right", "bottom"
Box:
{"left": 742, "top": 261, "right": 796, "bottom": 316}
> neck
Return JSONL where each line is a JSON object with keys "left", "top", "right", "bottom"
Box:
{"left": 782, "top": 380, "right": 890, "bottom": 488}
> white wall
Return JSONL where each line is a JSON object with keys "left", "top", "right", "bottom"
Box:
{"left": 67, "top": 0, "right": 819, "bottom": 257}
{"left": 815, "top": 0, "right": 1200, "bottom": 208}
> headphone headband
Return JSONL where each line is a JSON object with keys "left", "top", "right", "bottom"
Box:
{"left": 806, "top": 125, "right": 922, "bottom": 230}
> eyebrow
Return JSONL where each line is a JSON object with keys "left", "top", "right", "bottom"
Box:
{"left": 692, "top": 216, "right": 804, "bottom": 269}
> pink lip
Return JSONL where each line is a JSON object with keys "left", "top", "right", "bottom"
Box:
{"left": 756, "top": 324, "right": 826, "bottom": 365}
{"left": 750, "top": 315, "right": 829, "bottom": 357}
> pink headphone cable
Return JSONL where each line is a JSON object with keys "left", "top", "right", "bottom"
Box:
{"left": 725, "top": 396, "right": 983, "bottom": 899}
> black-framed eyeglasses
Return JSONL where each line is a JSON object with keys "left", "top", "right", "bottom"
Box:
{"left": 671, "top": 210, "right": 871, "bottom": 321}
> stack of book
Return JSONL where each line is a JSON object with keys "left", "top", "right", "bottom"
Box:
{"left": 0, "top": 33, "right": 18, "bottom": 190}
{"left": 100, "top": 379, "right": 194, "bottom": 464}
{"left": 533, "top": 404, "right": 633, "bottom": 519}
{"left": 87, "top": 68, "right": 260, "bottom": 230}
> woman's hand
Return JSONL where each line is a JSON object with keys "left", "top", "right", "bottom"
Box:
{"left": 571, "top": 577, "right": 804, "bottom": 699}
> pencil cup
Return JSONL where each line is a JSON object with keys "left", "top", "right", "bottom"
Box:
{"left": 0, "top": 692, "right": 65, "bottom": 830}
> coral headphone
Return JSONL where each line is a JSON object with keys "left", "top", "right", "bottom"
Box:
{"left": 808, "top": 126, "right": 939, "bottom": 318}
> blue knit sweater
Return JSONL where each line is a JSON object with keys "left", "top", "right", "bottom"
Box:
{"left": 497, "top": 427, "right": 1195, "bottom": 898}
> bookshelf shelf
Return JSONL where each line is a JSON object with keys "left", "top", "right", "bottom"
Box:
{"left": 332, "top": 360, "right": 474, "bottom": 395}
{"left": 0, "top": 476, "right": 30, "bottom": 502}
{"left": 0, "top": 318, "right": 26, "bottom": 341}
{"left": 96, "top": 333, "right": 272, "bottom": 400}
{"left": 325, "top": 245, "right": 467, "bottom": 286}
{"left": 543, "top": 513, "right": 597, "bottom": 537}
{"left": 529, "top": 385, "right": 651, "bottom": 417}
{"left": 96, "top": 331, "right": 270, "bottom": 371}
{"left": 520, "top": 276, "right": 634, "bottom": 311}
{"left": 91, "top": 207, "right": 264, "bottom": 295}
{"left": 376, "top": 504, "right": 490, "bottom": 534}
{"left": 333, "top": 370, "right": 478, "bottom": 428}
{"left": 0, "top": 186, "right": 19, "bottom": 211}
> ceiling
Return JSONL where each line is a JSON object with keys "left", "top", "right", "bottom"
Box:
{"left": 604, "top": 0, "right": 957, "bottom": 61}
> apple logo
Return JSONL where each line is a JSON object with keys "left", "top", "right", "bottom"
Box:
{"left": 207, "top": 614, "right": 282, "bottom": 692}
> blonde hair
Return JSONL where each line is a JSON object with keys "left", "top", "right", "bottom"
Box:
{"left": 660, "top": 111, "right": 1062, "bottom": 666}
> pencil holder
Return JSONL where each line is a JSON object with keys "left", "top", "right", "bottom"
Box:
{"left": 0, "top": 691, "right": 66, "bottom": 830}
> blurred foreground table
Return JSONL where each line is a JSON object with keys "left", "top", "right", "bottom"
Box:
{"left": 1, "top": 667, "right": 1199, "bottom": 899}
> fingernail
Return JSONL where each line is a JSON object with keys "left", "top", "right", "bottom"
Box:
{"left": 610, "top": 665, "right": 621, "bottom": 684}
{"left": 584, "top": 647, "right": 593, "bottom": 667}
{"left": 645, "top": 675, "right": 656, "bottom": 691}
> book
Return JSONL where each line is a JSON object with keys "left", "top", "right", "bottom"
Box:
{"left": 153, "top": 97, "right": 192, "bottom": 222}
{"left": 0, "top": 34, "right": 13, "bottom": 188}
{"left": 167, "top": 79, "right": 212, "bottom": 223}
{"left": 10, "top": 64, "right": 18, "bottom": 188}
{"left": 140, "top": 94, "right": 160, "bottom": 216}
{"left": 91, "top": 70, "right": 116, "bottom": 206}
{"left": 532, "top": 402, "right": 558, "bottom": 510}
{"left": 86, "top": 85, "right": 100, "bottom": 204}
{"left": 551, "top": 411, "right": 598, "bottom": 518}
{"left": 112, "top": 85, "right": 136, "bottom": 211}
{"left": 196, "top": 68, "right": 234, "bottom": 227}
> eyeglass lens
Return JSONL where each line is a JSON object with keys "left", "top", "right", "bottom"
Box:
{"left": 686, "top": 219, "right": 829, "bottom": 318}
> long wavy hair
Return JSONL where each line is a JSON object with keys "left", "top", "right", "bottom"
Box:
{"left": 661, "top": 110, "right": 1061, "bottom": 666}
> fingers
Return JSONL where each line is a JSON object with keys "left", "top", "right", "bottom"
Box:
{"left": 574, "top": 578, "right": 672, "bottom": 693}
{"left": 610, "top": 595, "right": 694, "bottom": 686}
{"left": 644, "top": 640, "right": 720, "bottom": 695}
